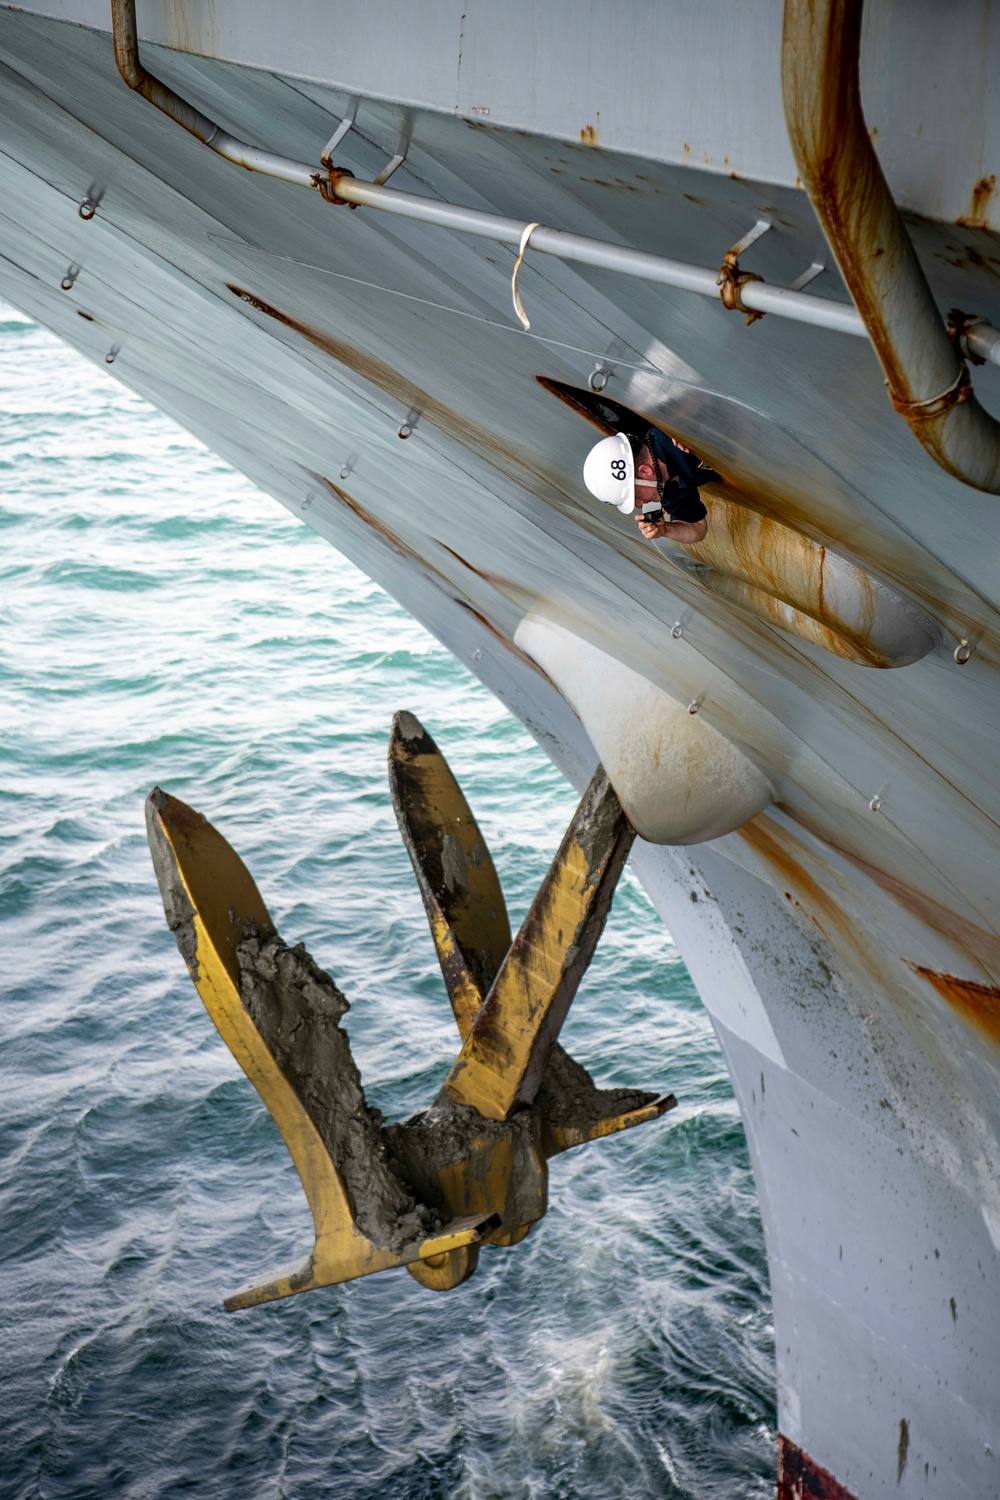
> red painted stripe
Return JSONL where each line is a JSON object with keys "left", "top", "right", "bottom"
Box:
{"left": 778, "top": 1435, "right": 860, "bottom": 1500}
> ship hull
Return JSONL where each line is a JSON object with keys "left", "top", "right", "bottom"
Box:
{"left": 2, "top": 6, "right": 1000, "bottom": 1496}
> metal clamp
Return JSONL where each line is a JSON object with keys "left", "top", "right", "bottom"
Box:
{"left": 60, "top": 264, "right": 80, "bottom": 292}
{"left": 717, "top": 219, "right": 771, "bottom": 326}
{"left": 316, "top": 167, "right": 356, "bottom": 206}
{"left": 588, "top": 363, "right": 612, "bottom": 393}
{"left": 947, "top": 308, "right": 989, "bottom": 367}
{"left": 398, "top": 409, "right": 420, "bottom": 440}
{"left": 104, "top": 343, "right": 120, "bottom": 365}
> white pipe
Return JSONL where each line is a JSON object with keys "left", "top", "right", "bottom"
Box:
{"left": 963, "top": 322, "right": 1000, "bottom": 371}
{"left": 329, "top": 176, "right": 866, "bottom": 335}
{"left": 109, "top": 1, "right": 995, "bottom": 364}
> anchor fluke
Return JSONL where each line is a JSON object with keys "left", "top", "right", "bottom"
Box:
{"left": 146, "top": 787, "right": 499, "bottom": 1307}
{"left": 390, "top": 713, "right": 672, "bottom": 1149}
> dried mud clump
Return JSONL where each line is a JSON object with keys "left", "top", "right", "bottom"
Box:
{"left": 237, "top": 929, "right": 440, "bottom": 1251}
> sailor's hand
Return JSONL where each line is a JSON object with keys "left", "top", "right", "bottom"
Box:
{"left": 670, "top": 438, "right": 690, "bottom": 453}
{"left": 637, "top": 516, "right": 709, "bottom": 544}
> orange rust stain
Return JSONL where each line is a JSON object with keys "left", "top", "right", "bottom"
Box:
{"left": 437, "top": 541, "right": 513, "bottom": 593}
{"left": 227, "top": 285, "right": 557, "bottom": 497}
{"left": 697, "top": 569, "right": 882, "bottom": 665}
{"left": 320, "top": 480, "right": 539, "bottom": 670}
{"left": 580, "top": 123, "right": 599, "bottom": 146}
{"left": 909, "top": 964, "right": 1000, "bottom": 1045}
{"left": 787, "top": 806, "right": 1000, "bottom": 983}
{"left": 959, "top": 175, "right": 997, "bottom": 228}
{"left": 682, "top": 489, "right": 893, "bottom": 663}
{"left": 742, "top": 815, "right": 1000, "bottom": 1011}
{"left": 321, "top": 476, "right": 413, "bottom": 559}
{"left": 739, "top": 818, "right": 860, "bottom": 956}
{"left": 454, "top": 598, "right": 522, "bottom": 658}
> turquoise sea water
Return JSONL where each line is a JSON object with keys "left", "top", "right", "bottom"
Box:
{"left": 0, "top": 302, "right": 775, "bottom": 1499}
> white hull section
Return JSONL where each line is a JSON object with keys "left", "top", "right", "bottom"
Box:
{"left": 2, "top": 7, "right": 1000, "bottom": 1496}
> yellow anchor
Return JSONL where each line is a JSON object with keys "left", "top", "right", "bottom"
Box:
{"left": 145, "top": 712, "right": 675, "bottom": 1307}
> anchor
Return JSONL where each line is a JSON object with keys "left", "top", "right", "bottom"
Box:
{"left": 145, "top": 712, "right": 676, "bottom": 1306}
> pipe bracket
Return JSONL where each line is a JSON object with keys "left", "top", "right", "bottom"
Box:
{"left": 315, "top": 168, "right": 356, "bottom": 207}
{"left": 947, "top": 308, "right": 989, "bottom": 367}
{"left": 717, "top": 255, "right": 766, "bottom": 325}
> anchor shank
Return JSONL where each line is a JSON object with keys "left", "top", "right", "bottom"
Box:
{"left": 441, "top": 767, "right": 635, "bottom": 1121}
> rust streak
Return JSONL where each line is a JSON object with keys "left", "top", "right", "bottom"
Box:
{"left": 739, "top": 817, "right": 863, "bottom": 963}
{"left": 909, "top": 964, "right": 1000, "bottom": 1045}
{"left": 787, "top": 806, "right": 1000, "bottom": 983}
{"left": 959, "top": 174, "right": 997, "bottom": 229}
{"left": 319, "top": 480, "right": 540, "bottom": 671}
{"left": 227, "top": 286, "right": 560, "bottom": 497}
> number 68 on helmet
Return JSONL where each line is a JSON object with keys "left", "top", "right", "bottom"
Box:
{"left": 582, "top": 433, "right": 635, "bottom": 513}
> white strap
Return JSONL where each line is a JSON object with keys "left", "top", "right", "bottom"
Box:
{"left": 511, "top": 221, "right": 541, "bottom": 331}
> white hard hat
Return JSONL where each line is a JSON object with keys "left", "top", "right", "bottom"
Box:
{"left": 582, "top": 433, "right": 634, "bottom": 513}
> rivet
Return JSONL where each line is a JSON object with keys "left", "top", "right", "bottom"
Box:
{"left": 954, "top": 638, "right": 973, "bottom": 665}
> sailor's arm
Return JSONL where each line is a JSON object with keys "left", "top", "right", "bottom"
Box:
{"left": 638, "top": 516, "right": 708, "bottom": 543}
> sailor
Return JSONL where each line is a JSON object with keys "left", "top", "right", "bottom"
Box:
{"left": 582, "top": 426, "right": 714, "bottom": 543}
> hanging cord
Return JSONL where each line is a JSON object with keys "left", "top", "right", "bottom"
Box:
{"left": 511, "top": 222, "right": 541, "bottom": 330}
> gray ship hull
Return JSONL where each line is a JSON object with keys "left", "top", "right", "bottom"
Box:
{"left": 2, "top": 5, "right": 999, "bottom": 1495}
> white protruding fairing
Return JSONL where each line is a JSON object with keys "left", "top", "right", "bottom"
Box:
{"left": 514, "top": 615, "right": 772, "bottom": 844}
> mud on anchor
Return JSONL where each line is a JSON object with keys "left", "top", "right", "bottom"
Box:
{"left": 145, "top": 712, "right": 676, "bottom": 1306}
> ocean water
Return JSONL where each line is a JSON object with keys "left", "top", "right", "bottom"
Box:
{"left": 0, "top": 302, "right": 776, "bottom": 1499}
